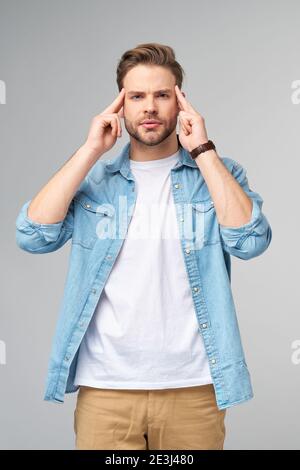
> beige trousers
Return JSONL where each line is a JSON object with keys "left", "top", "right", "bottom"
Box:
{"left": 74, "top": 383, "right": 226, "bottom": 450}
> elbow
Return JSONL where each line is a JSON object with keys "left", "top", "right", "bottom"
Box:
{"left": 223, "top": 224, "right": 273, "bottom": 260}
{"left": 15, "top": 229, "right": 44, "bottom": 253}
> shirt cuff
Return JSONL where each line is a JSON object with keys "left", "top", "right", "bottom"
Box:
{"left": 16, "top": 200, "right": 66, "bottom": 243}
{"left": 219, "top": 197, "right": 269, "bottom": 248}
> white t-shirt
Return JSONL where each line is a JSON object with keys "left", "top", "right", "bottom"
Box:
{"left": 74, "top": 149, "right": 213, "bottom": 389}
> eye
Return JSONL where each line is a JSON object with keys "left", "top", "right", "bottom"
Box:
{"left": 131, "top": 93, "right": 169, "bottom": 100}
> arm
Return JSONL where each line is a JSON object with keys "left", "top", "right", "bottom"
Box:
{"left": 15, "top": 144, "right": 102, "bottom": 254}
{"left": 26, "top": 144, "right": 101, "bottom": 225}
{"left": 16, "top": 87, "right": 126, "bottom": 254}
{"left": 217, "top": 157, "right": 272, "bottom": 260}
{"left": 196, "top": 153, "right": 272, "bottom": 260}
{"left": 174, "top": 85, "right": 272, "bottom": 260}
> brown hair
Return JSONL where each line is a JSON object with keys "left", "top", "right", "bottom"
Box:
{"left": 116, "top": 42, "right": 185, "bottom": 91}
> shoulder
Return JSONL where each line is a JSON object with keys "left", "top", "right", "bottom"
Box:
{"left": 87, "top": 157, "right": 112, "bottom": 184}
{"left": 75, "top": 155, "right": 118, "bottom": 201}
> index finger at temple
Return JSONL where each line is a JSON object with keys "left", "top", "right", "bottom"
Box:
{"left": 103, "top": 88, "right": 126, "bottom": 114}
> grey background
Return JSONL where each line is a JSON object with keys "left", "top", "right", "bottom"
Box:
{"left": 1, "top": 0, "right": 299, "bottom": 450}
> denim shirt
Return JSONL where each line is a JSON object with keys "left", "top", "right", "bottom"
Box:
{"left": 15, "top": 137, "right": 272, "bottom": 410}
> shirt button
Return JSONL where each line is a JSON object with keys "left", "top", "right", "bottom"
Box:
{"left": 174, "top": 183, "right": 180, "bottom": 189}
{"left": 211, "top": 358, "right": 216, "bottom": 364}
{"left": 202, "top": 323, "right": 207, "bottom": 329}
{"left": 185, "top": 248, "right": 191, "bottom": 254}
{"left": 106, "top": 255, "right": 112, "bottom": 259}
{"left": 91, "top": 288, "right": 97, "bottom": 294}
{"left": 180, "top": 217, "right": 184, "bottom": 222}
{"left": 193, "top": 287, "right": 199, "bottom": 292}
{"left": 85, "top": 203, "right": 91, "bottom": 208}
{"left": 65, "top": 355, "right": 70, "bottom": 361}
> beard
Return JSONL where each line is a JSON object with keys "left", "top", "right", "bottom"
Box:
{"left": 123, "top": 116, "right": 178, "bottom": 147}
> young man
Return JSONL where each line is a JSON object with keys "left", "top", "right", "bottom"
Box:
{"left": 16, "top": 43, "right": 272, "bottom": 450}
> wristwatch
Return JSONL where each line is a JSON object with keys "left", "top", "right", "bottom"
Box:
{"left": 189, "top": 140, "right": 216, "bottom": 159}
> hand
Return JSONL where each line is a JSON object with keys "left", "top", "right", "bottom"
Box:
{"left": 84, "top": 88, "right": 125, "bottom": 156}
{"left": 175, "top": 85, "right": 209, "bottom": 152}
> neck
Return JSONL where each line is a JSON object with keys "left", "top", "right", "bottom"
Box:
{"left": 129, "top": 130, "right": 180, "bottom": 162}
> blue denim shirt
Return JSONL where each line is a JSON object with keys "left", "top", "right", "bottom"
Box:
{"left": 15, "top": 137, "right": 272, "bottom": 410}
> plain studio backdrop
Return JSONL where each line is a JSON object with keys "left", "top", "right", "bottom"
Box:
{"left": 0, "top": 0, "right": 299, "bottom": 450}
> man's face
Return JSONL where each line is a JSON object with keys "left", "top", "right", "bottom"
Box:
{"left": 122, "top": 65, "right": 180, "bottom": 146}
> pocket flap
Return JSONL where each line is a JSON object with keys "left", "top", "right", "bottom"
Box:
{"left": 192, "top": 200, "right": 214, "bottom": 213}
{"left": 74, "top": 193, "right": 114, "bottom": 217}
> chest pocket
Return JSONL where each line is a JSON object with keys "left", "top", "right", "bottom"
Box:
{"left": 191, "top": 199, "right": 220, "bottom": 247}
{"left": 72, "top": 194, "right": 115, "bottom": 249}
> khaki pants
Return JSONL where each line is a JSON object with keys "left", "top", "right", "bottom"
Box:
{"left": 74, "top": 383, "right": 226, "bottom": 450}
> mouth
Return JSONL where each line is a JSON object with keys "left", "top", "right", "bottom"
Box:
{"left": 140, "top": 121, "right": 162, "bottom": 129}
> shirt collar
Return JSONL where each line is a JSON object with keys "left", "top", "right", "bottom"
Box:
{"left": 105, "top": 134, "right": 198, "bottom": 179}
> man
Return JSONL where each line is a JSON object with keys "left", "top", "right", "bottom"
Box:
{"left": 16, "top": 43, "right": 272, "bottom": 450}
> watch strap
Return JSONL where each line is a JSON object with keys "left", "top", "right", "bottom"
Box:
{"left": 190, "top": 140, "right": 216, "bottom": 159}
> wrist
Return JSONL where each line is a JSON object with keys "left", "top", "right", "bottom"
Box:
{"left": 81, "top": 142, "right": 104, "bottom": 161}
{"left": 189, "top": 139, "right": 216, "bottom": 159}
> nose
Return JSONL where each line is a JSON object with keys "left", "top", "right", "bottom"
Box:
{"left": 144, "top": 96, "right": 158, "bottom": 114}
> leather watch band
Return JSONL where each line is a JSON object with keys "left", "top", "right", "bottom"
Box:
{"left": 190, "top": 140, "right": 216, "bottom": 159}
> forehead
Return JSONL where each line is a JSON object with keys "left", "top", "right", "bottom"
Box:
{"left": 123, "top": 64, "right": 176, "bottom": 92}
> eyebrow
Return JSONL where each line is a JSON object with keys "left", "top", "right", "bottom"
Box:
{"left": 127, "top": 88, "right": 172, "bottom": 95}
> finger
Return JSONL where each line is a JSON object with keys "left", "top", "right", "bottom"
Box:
{"left": 179, "top": 111, "right": 192, "bottom": 131}
{"left": 175, "top": 85, "right": 197, "bottom": 114}
{"left": 183, "top": 124, "right": 191, "bottom": 135}
{"left": 180, "top": 123, "right": 188, "bottom": 135}
{"left": 106, "top": 116, "right": 117, "bottom": 137}
{"left": 101, "top": 114, "right": 121, "bottom": 136}
{"left": 103, "top": 88, "right": 126, "bottom": 115}
{"left": 180, "top": 112, "right": 193, "bottom": 132}
{"left": 175, "top": 85, "right": 189, "bottom": 112}
{"left": 112, "top": 115, "right": 120, "bottom": 136}
{"left": 115, "top": 115, "right": 122, "bottom": 137}
{"left": 176, "top": 97, "right": 185, "bottom": 112}
{"left": 112, "top": 118, "right": 118, "bottom": 137}
{"left": 178, "top": 115, "right": 188, "bottom": 135}
{"left": 114, "top": 116, "right": 120, "bottom": 137}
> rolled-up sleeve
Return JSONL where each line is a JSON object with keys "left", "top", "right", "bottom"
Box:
{"left": 219, "top": 159, "right": 272, "bottom": 260}
{"left": 15, "top": 198, "right": 75, "bottom": 254}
